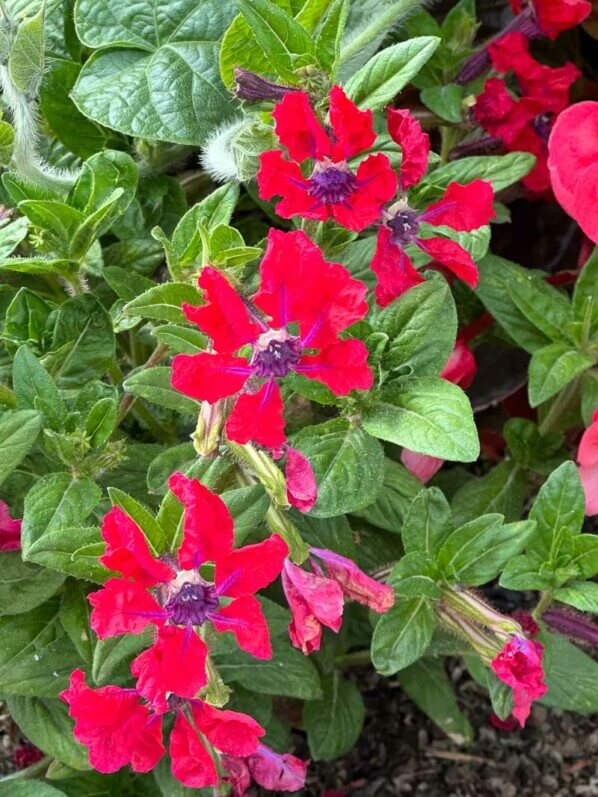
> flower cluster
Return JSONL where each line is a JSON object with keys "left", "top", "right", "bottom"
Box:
{"left": 473, "top": 32, "right": 579, "bottom": 194}
{"left": 171, "top": 228, "right": 372, "bottom": 448}
{"left": 61, "top": 474, "right": 307, "bottom": 791}
{"left": 257, "top": 87, "right": 494, "bottom": 308}
{"left": 282, "top": 548, "right": 394, "bottom": 654}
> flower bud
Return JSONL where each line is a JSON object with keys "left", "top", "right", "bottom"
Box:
{"left": 442, "top": 587, "right": 523, "bottom": 637}
{"left": 233, "top": 67, "right": 295, "bottom": 102}
{"left": 192, "top": 400, "right": 224, "bottom": 458}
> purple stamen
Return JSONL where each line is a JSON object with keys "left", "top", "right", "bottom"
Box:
{"left": 308, "top": 165, "right": 357, "bottom": 205}
{"left": 532, "top": 112, "right": 552, "bottom": 143}
{"left": 387, "top": 208, "right": 421, "bottom": 246}
{"left": 252, "top": 337, "right": 302, "bottom": 378}
{"left": 165, "top": 581, "right": 220, "bottom": 626}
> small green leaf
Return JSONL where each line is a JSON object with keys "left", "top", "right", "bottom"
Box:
{"left": 451, "top": 461, "right": 528, "bottom": 526}
{"left": 0, "top": 409, "right": 42, "bottom": 486}
{"left": 425, "top": 152, "right": 536, "bottom": 195}
{"left": 371, "top": 596, "right": 435, "bottom": 675}
{"left": 125, "top": 282, "right": 203, "bottom": 323}
{"left": 123, "top": 366, "right": 199, "bottom": 415}
{"left": 572, "top": 246, "right": 598, "bottom": 333}
{"left": 304, "top": 672, "right": 365, "bottom": 760}
{"left": 354, "top": 458, "right": 422, "bottom": 533}
{"left": 528, "top": 461, "right": 585, "bottom": 559}
{"left": 529, "top": 344, "right": 593, "bottom": 407}
{"left": 108, "top": 487, "right": 167, "bottom": 554}
{"left": 420, "top": 84, "right": 464, "bottom": 123}
{"left": 402, "top": 487, "right": 453, "bottom": 556}
{"left": 314, "top": 0, "right": 348, "bottom": 72}
{"left": 507, "top": 276, "right": 574, "bottom": 344}
{"left": 0, "top": 552, "right": 65, "bottom": 617}
{"left": 8, "top": 5, "right": 45, "bottom": 95}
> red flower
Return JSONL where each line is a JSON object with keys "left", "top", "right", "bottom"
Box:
{"left": 576, "top": 408, "right": 598, "bottom": 516}
{"left": 548, "top": 102, "right": 598, "bottom": 244}
{"left": 61, "top": 670, "right": 266, "bottom": 789}
{"left": 0, "top": 500, "right": 21, "bottom": 551}
{"left": 171, "top": 230, "right": 372, "bottom": 447}
{"left": 474, "top": 34, "right": 579, "bottom": 195}
{"left": 222, "top": 744, "right": 308, "bottom": 795}
{"left": 88, "top": 474, "right": 287, "bottom": 710}
{"left": 282, "top": 549, "right": 394, "bottom": 654}
{"left": 490, "top": 636, "right": 547, "bottom": 726}
{"left": 371, "top": 108, "right": 494, "bottom": 307}
{"left": 510, "top": 0, "right": 590, "bottom": 39}
{"left": 257, "top": 86, "right": 397, "bottom": 232}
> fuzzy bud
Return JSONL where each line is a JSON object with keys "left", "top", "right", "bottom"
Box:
{"left": 233, "top": 67, "right": 295, "bottom": 102}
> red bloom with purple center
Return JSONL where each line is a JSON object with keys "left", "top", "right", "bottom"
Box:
{"left": 510, "top": 0, "right": 591, "bottom": 39}
{"left": 473, "top": 33, "right": 579, "bottom": 195}
{"left": 282, "top": 548, "right": 394, "bottom": 654}
{"left": 61, "top": 670, "right": 269, "bottom": 789}
{"left": 490, "top": 636, "right": 547, "bottom": 726}
{"left": 171, "top": 229, "right": 372, "bottom": 448}
{"left": 257, "top": 86, "right": 398, "bottom": 231}
{"left": 88, "top": 473, "right": 287, "bottom": 711}
{"left": 371, "top": 108, "right": 495, "bottom": 307}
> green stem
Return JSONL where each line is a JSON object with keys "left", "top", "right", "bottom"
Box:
{"left": 532, "top": 591, "right": 553, "bottom": 622}
{"left": 335, "top": 649, "right": 372, "bottom": 668}
{"left": 538, "top": 376, "right": 581, "bottom": 436}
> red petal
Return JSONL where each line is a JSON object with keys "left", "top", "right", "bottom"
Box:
{"left": 422, "top": 180, "right": 495, "bottom": 231}
{"left": 296, "top": 339, "right": 373, "bottom": 395}
{"left": 225, "top": 380, "right": 286, "bottom": 448}
{"left": 579, "top": 463, "right": 598, "bottom": 516}
{"left": 192, "top": 702, "right": 264, "bottom": 758}
{"left": 488, "top": 32, "right": 532, "bottom": 75}
{"left": 211, "top": 595, "right": 272, "bottom": 659}
{"left": 60, "top": 669, "right": 164, "bottom": 774}
{"left": 473, "top": 78, "right": 524, "bottom": 141}
{"left": 100, "top": 506, "right": 174, "bottom": 586}
{"left": 400, "top": 449, "right": 445, "bottom": 483}
{"left": 131, "top": 626, "right": 208, "bottom": 712}
{"left": 272, "top": 91, "right": 331, "bottom": 162}
{"left": 491, "top": 637, "right": 547, "bottom": 727}
{"left": 168, "top": 472, "right": 234, "bottom": 569}
{"left": 255, "top": 229, "right": 369, "bottom": 349}
{"left": 387, "top": 108, "right": 430, "bottom": 190}
{"left": 577, "top": 413, "right": 598, "bottom": 468}
{"left": 215, "top": 534, "right": 288, "bottom": 598}
{"left": 286, "top": 447, "right": 317, "bottom": 513}
{"left": 0, "top": 501, "right": 21, "bottom": 551}
{"left": 312, "top": 548, "right": 394, "bottom": 613}
{"left": 370, "top": 226, "right": 425, "bottom": 307}
{"left": 331, "top": 154, "right": 398, "bottom": 232}
{"left": 570, "top": 162, "right": 598, "bottom": 244}
{"left": 441, "top": 339, "right": 477, "bottom": 388}
{"left": 281, "top": 568, "right": 323, "bottom": 654}
{"left": 183, "top": 267, "right": 260, "bottom": 354}
{"left": 171, "top": 352, "right": 252, "bottom": 402}
{"left": 257, "top": 150, "right": 326, "bottom": 221}
{"left": 221, "top": 754, "right": 252, "bottom": 796}
{"left": 329, "top": 85, "right": 376, "bottom": 160}
{"left": 415, "top": 236, "right": 479, "bottom": 288}
{"left": 170, "top": 712, "right": 218, "bottom": 788}
{"left": 89, "top": 578, "right": 167, "bottom": 639}
{"left": 534, "top": 0, "right": 591, "bottom": 38}
{"left": 247, "top": 744, "right": 308, "bottom": 792}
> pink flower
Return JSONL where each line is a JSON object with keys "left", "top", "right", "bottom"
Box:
{"left": 372, "top": 109, "right": 494, "bottom": 306}
{"left": 61, "top": 670, "right": 266, "bottom": 789}
{"left": 285, "top": 447, "right": 317, "bottom": 513}
{"left": 257, "top": 86, "right": 397, "bottom": 232}
{"left": 171, "top": 229, "right": 372, "bottom": 448}
{"left": 548, "top": 102, "right": 598, "bottom": 244}
{"left": 576, "top": 408, "right": 598, "bottom": 516}
{"left": 88, "top": 473, "right": 287, "bottom": 711}
{"left": 0, "top": 500, "right": 21, "bottom": 551}
{"left": 222, "top": 744, "right": 308, "bottom": 795}
{"left": 282, "top": 549, "right": 394, "bottom": 654}
{"left": 490, "top": 636, "right": 547, "bottom": 726}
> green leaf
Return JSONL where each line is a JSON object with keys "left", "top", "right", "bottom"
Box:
{"left": 92, "top": 630, "right": 152, "bottom": 686}
{"left": 0, "top": 216, "right": 28, "bottom": 258}
{"left": 108, "top": 487, "right": 167, "bottom": 554}
{"left": 528, "top": 461, "right": 585, "bottom": 559}
{"left": 0, "top": 256, "right": 76, "bottom": 278}
{"left": 344, "top": 37, "right": 440, "bottom": 110}
{"left": 451, "top": 461, "right": 528, "bottom": 526}
{"left": 72, "top": 0, "right": 238, "bottom": 145}
{"left": 438, "top": 516, "right": 536, "bottom": 586}
{"left": 60, "top": 583, "right": 94, "bottom": 664}
{"left": 572, "top": 246, "right": 598, "bottom": 333}
{"left": 507, "top": 276, "right": 574, "bottom": 344}
{"left": 0, "top": 598, "right": 82, "bottom": 696}
{"left": 6, "top": 695, "right": 90, "bottom": 771}
{"left": 354, "top": 458, "right": 422, "bottom": 533}
{"left": 0, "top": 409, "right": 42, "bottom": 486}
{"left": 371, "top": 596, "right": 435, "bottom": 675}
{"left": 123, "top": 366, "right": 199, "bottom": 414}
{"left": 540, "top": 631, "right": 598, "bottom": 713}
{"left": 424, "top": 152, "right": 536, "bottom": 194}
{"left": 0, "top": 120, "right": 14, "bottom": 168}
{"left": 292, "top": 418, "right": 385, "bottom": 518}
{"left": 400, "top": 659, "right": 473, "bottom": 744}
{"left": 220, "top": 485, "right": 269, "bottom": 543}
{"left": 0, "top": 784, "right": 67, "bottom": 797}
{"left": 303, "top": 672, "right": 365, "bottom": 760}
{"left": 8, "top": 4, "right": 45, "bottom": 95}
{"left": 215, "top": 639, "right": 322, "bottom": 699}
{"left": 154, "top": 324, "right": 207, "bottom": 354}
{"left": 420, "top": 84, "right": 464, "bottom": 123}
{"left": 125, "top": 282, "right": 203, "bottom": 324}
{"left": 314, "top": 0, "right": 347, "bottom": 71}
{"left": 402, "top": 487, "right": 453, "bottom": 556}
{"left": 499, "top": 555, "right": 553, "bottom": 591}
{"left": 0, "top": 551, "right": 65, "bottom": 616}
{"left": 553, "top": 581, "right": 598, "bottom": 613}
{"left": 503, "top": 418, "right": 565, "bottom": 476}
{"left": 234, "top": 0, "right": 315, "bottom": 81}
{"left": 85, "top": 397, "right": 118, "bottom": 448}
{"left": 70, "top": 150, "right": 138, "bottom": 220}
{"left": 13, "top": 345, "right": 67, "bottom": 430}
{"left": 529, "top": 343, "right": 593, "bottom": 407}
{"left": 219, "top": 14, "right": 273, "bottom": 90}
{"left": 362, "top": 377, "right": 479, "bottom": 462}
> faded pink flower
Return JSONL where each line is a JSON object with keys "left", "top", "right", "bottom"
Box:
{"left": 285, "top": 447, "right": 317, "bottom": 512}
{"left": 223, "top": 744, "right": 308, "bottom": 795}
{"left": 491, "top": 636, "right": 547, "bottom": 726}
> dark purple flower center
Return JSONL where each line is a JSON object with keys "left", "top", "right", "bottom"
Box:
{"left": 387, "top": 208, "right": 420, "bottom": 245}
{"left": 532, "top": 113, "right": 552, "bottom": 143}
{"left": 165, "top": 581, "right": 219, "bottom": 626}
{"left": 308, "top": 165, "right": 357, "bottom": 205}
{"left": 252, "top": 337, "right": 302, "bottom": 378}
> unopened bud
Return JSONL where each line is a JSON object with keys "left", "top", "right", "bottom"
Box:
{"left": 233, "top": 67, "right": 295, "bottom": 102}
{"left": 192, "top": 401, "right": 224, "bottom": 458}
{"left": 436, "top": 603, "right": 503, "bottom": 661}
{"left": 443, "top": 587, "right": 523, "bottom": 637}
{"left": 228, "top": 441, "right": 289, "bottom": 507}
